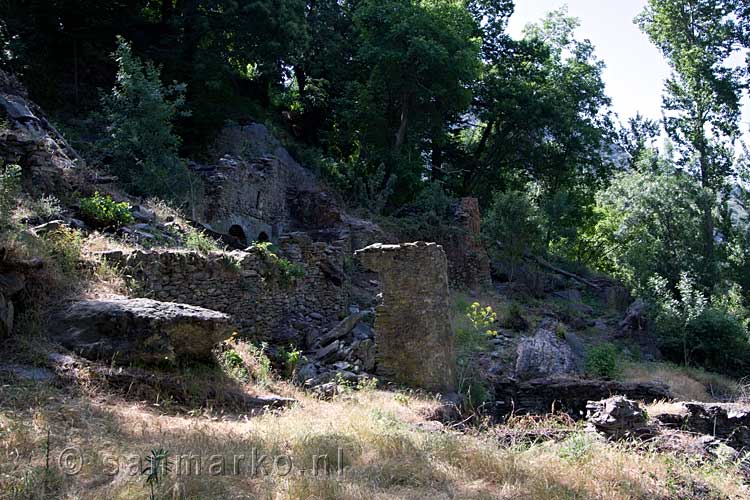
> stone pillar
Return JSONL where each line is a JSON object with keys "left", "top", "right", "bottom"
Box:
{"left": 443, "top": 197, "right": 491, "bottom": 290}
{"left": 355, "top": 241, "right": 456, "bottom": 393}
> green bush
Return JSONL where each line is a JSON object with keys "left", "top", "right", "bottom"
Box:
{"left": 278, "top": 258, "right": 306, "bottom": 286}
{"left": 80, "top": 192, "right": 133, "bottom": 228}
{"left": 648, "top": 273, "right": 750, "bottom": 377}
{"left": 102, "top": 37, "right": 191, "bottom": 198}
{"left": 183, "top": 228, "right": 220, "bottom": 254}
{"left": 483, "top": 190, "right": 544, "bottom": 282}
{"left": 0, "top": 163, "right": 21, "bottom": 227}
{"left": 585, "top": 343, "right": 621, "bottom": 378}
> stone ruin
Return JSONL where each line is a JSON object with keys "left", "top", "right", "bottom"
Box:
{"left": 443, "top": 197, "right": 492, "bottom": 290}
{"left": 189, "top": 123, "right": 342, "bottom": 246}
{"left": 100, "top": 232, "right": 348, "bottom": 343}
{"left": 355, "top": 241, "right": 456, "bottom": 393}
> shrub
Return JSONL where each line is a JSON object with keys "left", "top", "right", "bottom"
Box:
{"left": 483, "top": 190, "right": 544, "bottom": 282}
{"left": 648, "top": 273, "right": 750, "bottom": 377}
{"left": 80, "top": 192, "right": 133, "bottom": 228}
{"left": 0, "top": 163, "right": 21, "bottom": 227}
{"left": 585, "top": 343, "right": 621, "bottom": 378}
{"left": 42, "top": 227, "right": 83, "bottom": 275}
{"left": 183, "top": 228, "right": 220, "bottom": 254}
{"left": 28, "top": 194, "right": 62, "bottom": 220}
{"left": 278, "top": 258, "right": 306, "bottom": 286}
{"left": 102, "top": 37, "right": 191, "bottom": 198}
{"left": 278, "top": 345, "right": 303, "bottom": 378}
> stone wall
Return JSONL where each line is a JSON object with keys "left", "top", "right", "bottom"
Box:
{"left": 190, "top": 124, "right": 330, "bottom": 245}
{"left": 355, "top": 242, "right": 456, "bottom": 393}
{"left": 442, "top": 197, "right": 491, "bottom": 290}
{"left": 102, "top": 232, "right": 348, "bottom": 343}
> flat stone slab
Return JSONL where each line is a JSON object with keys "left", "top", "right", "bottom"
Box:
{"left": 51, "top": 297, "right": 235, "bottom": 365}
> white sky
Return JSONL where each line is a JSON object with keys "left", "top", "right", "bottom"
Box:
{"left": 507, "top": 0, "right": 750, "bottom": 137}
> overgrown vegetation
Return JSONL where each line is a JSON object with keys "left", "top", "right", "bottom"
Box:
{"left": 585, "top": 343, "right": 621, "bottom": 378}
{"left": 79, "top": 192, "right": 133, "bottom": 228}
{"left": 183, "top": 227, "right": 221, "bottom": 254}
{"left": 0, "top": 163, "right": 20, "bottom": 228}
{"left": 454, "top": 299, "right": 497, "bottom": 409}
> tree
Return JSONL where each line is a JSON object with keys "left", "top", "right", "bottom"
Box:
{"left": 102, "top": 37, "right": 190, "bottom": 198}
{"left": 462, "top": 8, "right": 613, "bottom": 257}
{"left": 637, "top": 0, "right": 746, "bottom": 285}
{"left": 592, "top": 168, "right": 705, "bottom": 292}
{"left": 345, "top": 0, "right": 480, "bottom": 205}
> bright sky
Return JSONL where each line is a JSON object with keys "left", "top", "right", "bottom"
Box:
{"left": 507, "top": 1, "right": 750, "bottom": 136}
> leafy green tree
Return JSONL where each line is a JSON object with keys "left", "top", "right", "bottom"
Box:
{"left": 483, "top": 190, "right": 544, "bottom": 282}
{"left": 647, "top": 273, "right": 750, "bottom": 376}
{"left": 463, "top": 8, "right": 613, "bottom": 256}
{"left": 592, "top": 168, "right": 705, "bottom": 292}
{"left": 344, "top": 0, "right": 480, "bottom": 205}
{"left": 102, "top": 37, "right": 190, "bottom": 198}
{"left": 637, "top": 0, "right": 746, "bottom": 285}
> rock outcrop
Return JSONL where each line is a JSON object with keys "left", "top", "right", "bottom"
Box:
{"left": 0, "top": 69, "right": 82, "bottom": 196}
{"left": 586, "top": 396, "right": 655, "bottom": 439}
{"left": 51, "top": 297, "right": 234, "bottom": 365}
{"left": 653, "top": 402, "right": 750, "bottom": 451}
{"left": 355, "top": 242, "right": 456, "bottom": 393}
{"left": 494, "top": 377, "right": 671, "bottom": 417}
{"left": 514, "top": 320, "right": 581, "bottom": 380}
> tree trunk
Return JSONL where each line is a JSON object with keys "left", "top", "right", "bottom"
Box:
{"left": 431, "top": 137, "right": 443, "bottom": 182}
{"left": 394, "top": 92, "right": 409, "bottom": 153}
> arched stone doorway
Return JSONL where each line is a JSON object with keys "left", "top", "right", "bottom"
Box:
{"left": 228, "top": 224, "right": 248, "bottom": 247}
{"left": 257, "top": 231, "right": 269, "bottom": 243}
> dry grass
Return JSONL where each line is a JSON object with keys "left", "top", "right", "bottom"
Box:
{"left": 1, "top": 370, "right": 748, "bottom": 500}
{"left": 621, "top": 362, "right": 740, "bottom": 402}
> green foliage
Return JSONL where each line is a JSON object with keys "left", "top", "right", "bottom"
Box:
{"left": 0, "top": 163, "right": 20, "bottom": 228}
{"left": 102, "top": 37, "right": 191, "bottom": 198}
{"left": 455, "top": 301, "right": 497, "bottom": 410}
{"left": 79, "top": 192, "right": 133, "bottom": 228}
{"left": 142, "top": 448, "right": 170, "bottom": 500}
{"left": 483, "top": 190, "right": 544, "bottom": 281}
{"left": 183, "top": 228, "right": 221, "bottom": 254}
{"left": 278, "top": 258, "right": 306, "bottom": 287}
{"left": 222, "top": 349, "right": 250, "bottom": 382}
{"left": 588, "top": 170, "right": 704, "bottom": 291}
{"left": 647, "top": 273, "right": 750, "bottom": 377}
{"left": 278, "top": 345, "right": 303, "bottom": 378}
{"left": 42, "top": 228, "right": 83, "bottom": 275}
{"left": 28, "top": 195, "right": 63, "bottom": 220}
{"left": 585, "top": 343, "right": 621, "bottom": 378}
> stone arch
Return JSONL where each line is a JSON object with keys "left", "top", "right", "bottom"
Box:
{"left": 257, "top": 231, "right": 269, "bottom": 243}
{"left": 228, "top": 224, "right": 248, "bottom": 247}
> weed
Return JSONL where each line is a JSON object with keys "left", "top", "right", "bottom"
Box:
{"left": 80, "top": 192, "right": 134, "bottom": 228}
{"left": 585, "top": 343, "right": 621, "bottom": 378}
{"left": 142, "top": 448, "right": 171, "bottom": 500}
{"left": 184, "top": 227, "right": 221, "bottom": 254}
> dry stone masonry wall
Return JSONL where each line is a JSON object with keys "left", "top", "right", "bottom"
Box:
{"left": 102, "top": 232, "right": 348, "bottom": 342}
{"left": 355, "top": 241, "right": 456, "bottom": 393}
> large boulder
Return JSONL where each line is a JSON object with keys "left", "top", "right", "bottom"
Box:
{"left": 355, "top": 242, "right": 456, "bottom": 393}
{"left": 586, "top": 396, "right": 654, "bottom": 439}
{"left": 51, "top": 297, "right": 235, "bottom": 365}
{"left": 515, "top": 320, "right": 581, "bottom": 380}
